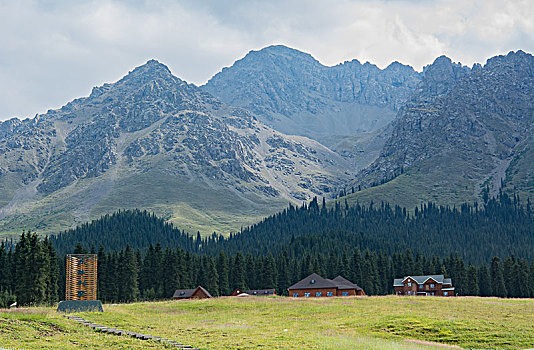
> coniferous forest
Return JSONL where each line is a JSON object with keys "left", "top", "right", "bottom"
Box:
{"left": 1, "top": 192, "right": 534, "bottom": 306}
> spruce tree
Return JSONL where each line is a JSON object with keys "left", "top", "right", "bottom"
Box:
{"left": 205, "top": 256, "right": 219, "bottom": 296}
{"left": 118, "top": 245, "right": 139, "bottom": 302}
{"left": 44, "top": 238, "right": 59, "bottom": 304}
{"left": 217, "top": 251, "right": 230, "bottom": 296}
{"left": 162, "top": 248, "right": 180, "bottom": 298}
{"left": 477, "top": 264, "right": 492, "bottom": 297}
{"left": 465, "top": 264, "right": 479, "bottom": 296}
{"left": 491, "top": 257, "right": 507, "bottom": 297}
{"left": 231, "top": 252, "right": 246, "bottom": 290}
{"left": 276, "top": 251, "right": 289, "bottom": 296}
{"left": 503, "top": 256, "right": 517, "bottom": 297}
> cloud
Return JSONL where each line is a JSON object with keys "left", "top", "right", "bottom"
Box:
{"left": 0, "top": 0, "right": 533, "bottom": 120}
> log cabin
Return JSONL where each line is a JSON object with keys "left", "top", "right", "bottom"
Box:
{"left": 172, "top": 286, "right": 213, "bottom": 299}
{"left": 393, "top": 275, "right": 455, "bottom": 296}
{"left": 288, "top": 273, "right": 365, "bottom": 297}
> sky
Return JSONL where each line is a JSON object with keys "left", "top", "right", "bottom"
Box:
{"left": 0, "top": 0, "right": 533, "bottom": 121}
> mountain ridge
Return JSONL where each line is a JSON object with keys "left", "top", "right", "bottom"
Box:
{"left": 0, "top": 59, "right": 350, "bottom": 235}
{"left": 344, "top": 50, "right": 534, "bottom": 207}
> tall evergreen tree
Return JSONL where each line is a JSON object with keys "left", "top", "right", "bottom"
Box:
{"left": 217, "top": 251, "right": 230, "bottom": 296}
{"left": 205, "top": 256, "right": 219, "bottom": 296}
{"left": 465, "top": 264, "right": 479, "bottom": 296}
{"left": 231, "top": 252, "right": 246, "bottom": 290}
{"left": 491, "top": 257, "right": 507, "bottom": 298}
{"left": 477, "top": 264, "right": 492, "bottom": 297}
{"left": 118, "top": 245, "right": 139, "bottom": 302}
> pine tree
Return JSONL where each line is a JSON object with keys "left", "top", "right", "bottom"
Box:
{"left": 231, "top": 252, "right": 246, "bottom": 290}
{"left": 245, "top": 253, "right": 256, "bottom": 290}
{"left": 44, "top": 238, "right": 59, "bottom": 304}
{"left": 261, "top": 255, "right": 277, "bottom": 288}
{"left": 205, "top": 256, "right": 219, "bottom": 296}
{"left": 477, "top": 264, "right": 492, "bottom": 297}
{"left": 118, "top": 245, "right": 139, "bottom": 302}
{"left": 162, "top": 248, "right": 180, "bottom": 298}
{"left": 491, "top": 257, "right": 507, "bottom": 297}
{"left": 217, "top": 251, "right": 229, "bottom": 296}
{"left": 503, "top": 256, "right": 517, "bottom": 297}
{"left": 326, "top": 251, "right": 337, "bottom": 279}
{"left": 465, "top": 264, "right": 479, "bottom": 296}
{"left": 349, "top": 249, "right": 362, "bottom": 286}
{"left": 14, "top": 232, "right": 31, "bottom": 305}
{"left": 276, "top": 251, "right": 289, "bottom": 296}
{"left": 516, "top": 259, "right": 530, "bottom": 298}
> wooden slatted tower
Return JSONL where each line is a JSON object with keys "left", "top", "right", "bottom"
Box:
{"left": 66, "top": 254, "right": 97, "bottom": 301}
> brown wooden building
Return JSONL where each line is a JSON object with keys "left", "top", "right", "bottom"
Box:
{"left": 393, "top": 275, "right": 454, "bottom": 296}
{"left": 230, "top": 288, "right": 276, "bottom": 297}
{"left": 172, "top": 286, "right": 212, "bottom": 299}
{"left": 288, "top": 273, "right": 365, "bottom": 297}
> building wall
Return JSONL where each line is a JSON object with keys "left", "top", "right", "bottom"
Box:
{"left": 289, "top": 288, "right": 337, "bottom": 297}
{"left": 336, "top": 289, "right": 356, "bottom": 296}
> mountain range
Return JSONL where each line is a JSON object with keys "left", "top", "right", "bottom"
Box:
{"left": 0, "top": 46, "right": 533, "bottom": 235}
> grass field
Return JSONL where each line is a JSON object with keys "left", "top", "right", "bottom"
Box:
{"left": 1, "top": 296, "right": 533, "bottom": 349}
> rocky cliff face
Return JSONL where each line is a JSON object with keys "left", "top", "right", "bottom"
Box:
{"left": 203, "top": 45, "right": 421, "bottom": 142}
{"left": 0, "top": 60, "right": 350, "bottom": 234}
{"left": 351, "top": 51, "right": 534, "bottom": 204}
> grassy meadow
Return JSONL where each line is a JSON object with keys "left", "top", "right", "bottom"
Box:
{"left": 1, "top": 295, "right": 533, "bottom": 349}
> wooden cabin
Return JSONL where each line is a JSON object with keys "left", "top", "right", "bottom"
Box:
{"left": 393, "top": 275, "right": 454, "bottom": 296}
{"left": 288, "top": 273, "right": 365, "bottom": 297}
{"left": 172, "top": 286, "right": 212, "bottom": 299}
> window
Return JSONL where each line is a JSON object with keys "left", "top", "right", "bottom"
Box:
{"left": 316, "top": 292, "right": 322, "bottom": 297}
{"left": 180, "top": 291, "right": 185, "bottom": 296}
{"left": 430, "top": 283, "right": 435, "bottom": 288}
{"left": 293, "top": 293, "right": 299, "bottom": 297}
{"left": 419, "top": 284, "right": 423, "bottom": 289}
{"left": 311, "top": 279, "right": 316, "bottom": 284}
{"left": 253, "top": 291, "right": 257, "bottom": 295}
{"left": 304, "top": 293, "right": 310, "bottom": 297}
{"left": 327, "top": 291, "right": 333, "bottom": 297}
{"left": 264, "top": 291, "right": 269, "bottom": 294}
{"left": 408, "top": 291, "right": 412, "bottom": 295}
{"left": 431, "top": 292, "right": 435, "bottom": 296}
{"left": 407, "top": 282, "right": 412, "bottom": 287}
{"left": 444, "top": 292, "right": 448, "bottom": 296}
{"left": 342, "top": 292, "right": 349, "bottom": 296}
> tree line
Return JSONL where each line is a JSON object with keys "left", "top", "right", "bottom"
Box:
{"left": 1, "top": 193, "right": 534, "bottom": 306}
{"left": 49, "top": 193, "right": 534, "bottom": 264}
{"left": 1, "top": 235, "right": 534, "bottom": 306}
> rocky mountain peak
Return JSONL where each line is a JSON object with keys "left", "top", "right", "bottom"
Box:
{"left": 89, "top": 59, "right": 183, "bottom": 100}
{"left": 484, "top": 50, "right": 534, "bottom": 72}
{"left": 246, "top": 44, "right": 319, "bottom": 63}
{"left": 119, "top": 59, "right": 180, "bottom": 86}
{"left": 421, "top": 55, "right": 470, "bottom": 96}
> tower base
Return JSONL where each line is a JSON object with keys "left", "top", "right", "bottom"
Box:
{"left": 57, "top": 300, "right": 104, "bottom": 313}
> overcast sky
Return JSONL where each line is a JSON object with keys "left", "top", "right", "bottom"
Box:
{"left": 0, "top": 0, "right": 533, "bottom": 121}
